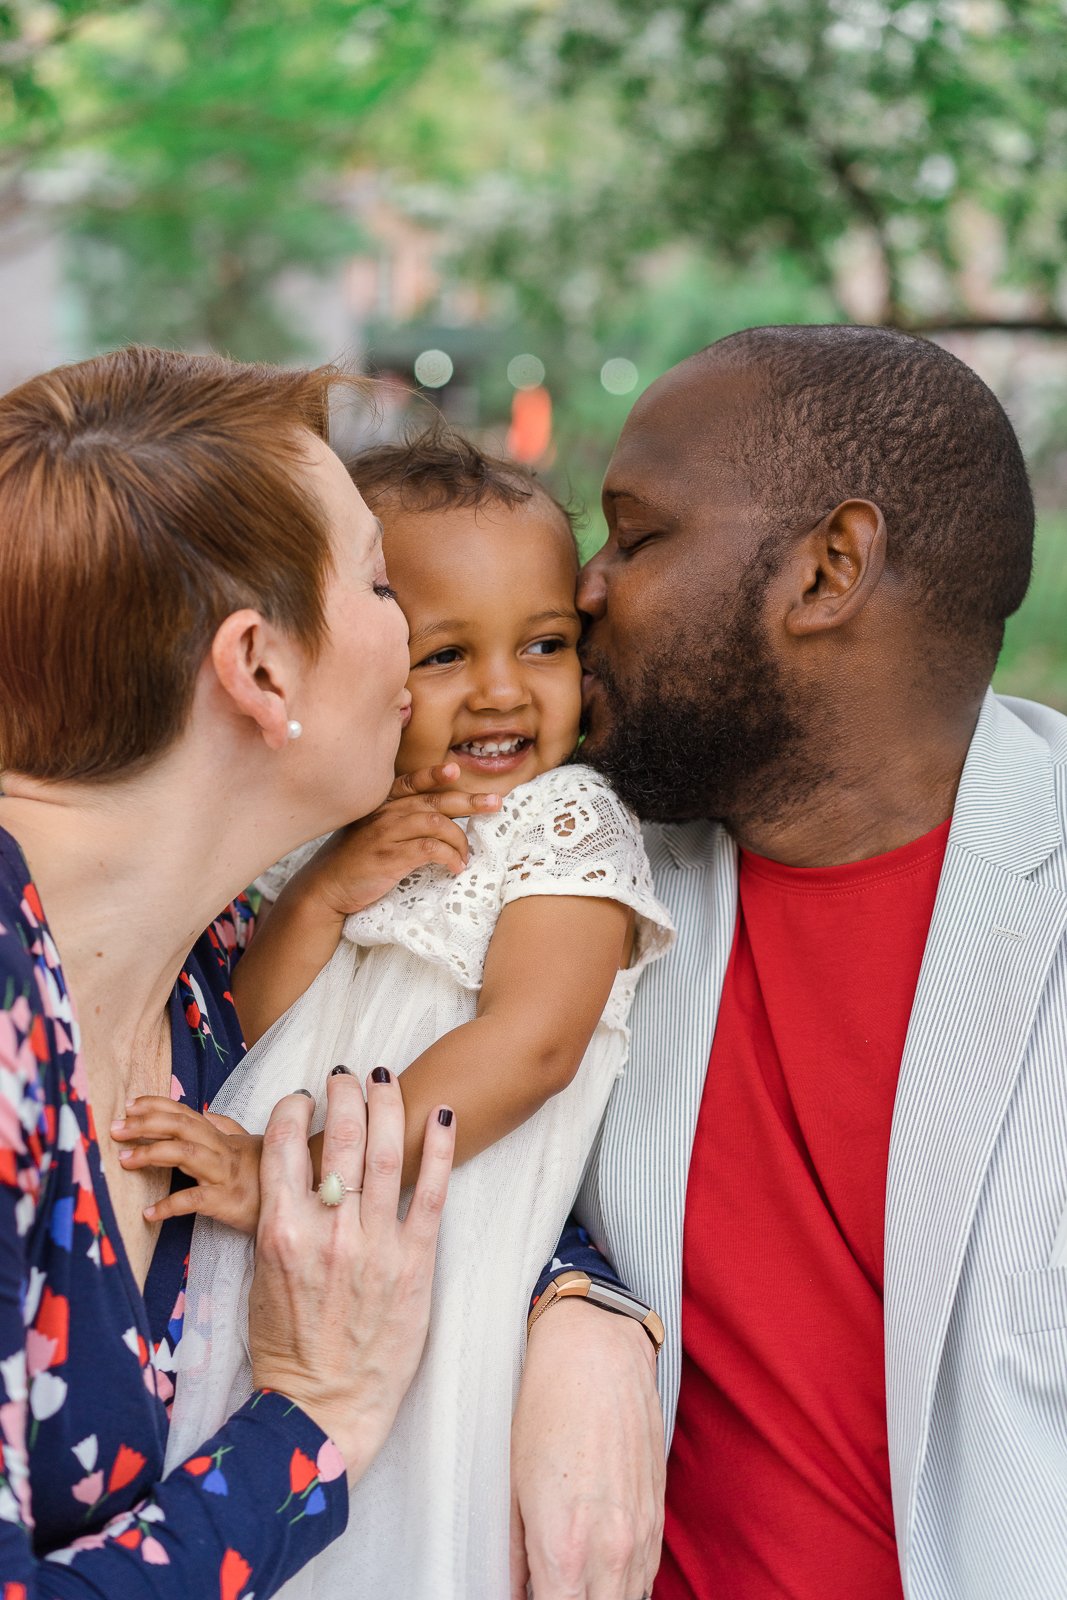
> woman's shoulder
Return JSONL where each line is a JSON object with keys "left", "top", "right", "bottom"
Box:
{"left": 0, "top": 826, "right": 67, "bottom": 1026}
{"left": 0, "top": 829, "right": 67, "bottom": 1195}
{"left": 0, "top": 824, "right": 41, "bottom": 939}
{"left": 200, "top": 893, "right": 256, "bottom": 977}
{"left": 179, "top": 892, "right": 256, "bottom": 1011}
{"left": 177, "top": 894, "right": 256, "bottom": 1095}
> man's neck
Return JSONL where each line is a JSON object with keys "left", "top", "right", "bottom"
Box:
{"left": 726, "top": 699, "right": 983, "bottom": 868}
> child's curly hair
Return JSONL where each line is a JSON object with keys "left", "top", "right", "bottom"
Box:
{"left": 346, "top": 422, "right": 576, "bottom": 545}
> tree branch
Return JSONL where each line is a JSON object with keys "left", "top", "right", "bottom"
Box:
{"left": 903, "top": 316, "right": 1067, "bottom": 336}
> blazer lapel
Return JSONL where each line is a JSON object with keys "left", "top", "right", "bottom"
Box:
{"left": 885, "top": 693, "right": 1067, "bottom": 1569}
{"left": 598, "top": 819, "right": 738, "bottom": 1445}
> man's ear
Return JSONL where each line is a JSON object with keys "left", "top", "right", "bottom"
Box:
{"left": 782, "top": 499, "right": 887, "bottom": 637}
{"left": 209, "top": 609, "right": 299, "bottom": 751}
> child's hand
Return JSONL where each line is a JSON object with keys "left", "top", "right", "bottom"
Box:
{"left": 111, "top": 1098, "right": 263, "bottom": 1234}
{"left": 302, "top": 762, "right": 502, "bottom": 917}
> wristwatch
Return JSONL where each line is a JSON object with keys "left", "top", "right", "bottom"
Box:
{"left": 526, "top": 1269, "right": 665, "bottom": 1356}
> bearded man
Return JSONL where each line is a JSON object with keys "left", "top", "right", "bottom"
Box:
{"left": 510, "top": 325, "right": 1067, "bottom": 1600}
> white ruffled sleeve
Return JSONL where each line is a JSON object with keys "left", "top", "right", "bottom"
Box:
{"left": 496, "top": 764, "right": 674, "bottom": 976}
{"left": 341, "top": 765, "right": 673, "bottom": 993}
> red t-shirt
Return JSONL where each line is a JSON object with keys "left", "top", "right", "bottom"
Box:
{"left": 657, "top": 820, "right": 951, "bottom": 1600}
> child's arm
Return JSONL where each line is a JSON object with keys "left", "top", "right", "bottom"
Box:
{"left": 234, "top": 764, "right": 499, "bottom": 1046}
{"left": 113, "top": 895, "right": 632, "bottom": 1222}
{"left": 395, "top": 893, "right": 634, "bottom": 1189}
{"left": 233, "top": 846, "right": 350, "bottom": 1047}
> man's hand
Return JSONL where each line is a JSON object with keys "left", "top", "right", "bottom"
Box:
{"left": 304, "top": 762, "right": 502, "bottom": 919}
{"left": 111, "top": 1097, "right": 263, "bottom": 1233}
{"left": 511, "top": 1300, "right": 666, "bottom": 1600}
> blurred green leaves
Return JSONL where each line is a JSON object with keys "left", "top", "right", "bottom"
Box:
{"left": 435, "top": 0, "right": 1067, "bottom": 334}
{"left": 2, "top": 3, "right": 1065, "bottom": 699}
{"left": 1, "top": 0, "right": 454, "bottom": 355}
{"left": 2, "top": 1, "right": 1066, "bottom": 356}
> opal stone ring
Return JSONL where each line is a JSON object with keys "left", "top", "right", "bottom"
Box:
{"left": 317, "top": 1170, "right": 360, "bottom": 1207}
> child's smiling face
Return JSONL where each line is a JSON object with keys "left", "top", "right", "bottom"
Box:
{"left": 384, "top": 493, "right": 582, "bottom": 795}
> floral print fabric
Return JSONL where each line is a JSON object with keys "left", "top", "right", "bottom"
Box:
{"left": 0, "top": 827, "right": 346, "bottom": 1597}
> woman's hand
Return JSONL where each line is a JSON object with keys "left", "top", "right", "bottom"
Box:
{"left": 299, "top": 762, "right": 502, "bottom": 919}
{"left": 111, "top": 1098, "right": 263, "bottom": 1233}
{"left": 510, "top": 1301, "right": 665, "bottom": 1600}
{"left": 249, "top": 1068, "right": 455, "bottom": 1486}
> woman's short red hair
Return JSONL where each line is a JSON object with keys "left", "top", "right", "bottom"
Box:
{"left": 0, "top": 345, "right": 348, "bottom": 782}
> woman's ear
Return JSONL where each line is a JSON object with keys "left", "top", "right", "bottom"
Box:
{"left": 209, "top": 609, "right": 299, "bottom": 751}
{"left": 782, "top": 499, "right": 887, "bottom": 638}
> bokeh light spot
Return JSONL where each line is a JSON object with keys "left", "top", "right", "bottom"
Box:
{"left": 600, "top": 357, "right": 639, "bottom": 395}
{"left": 507, "top": 353, "right": 546, "bottom": 390}
{"left": 414, "top": 349, "right": 454, "bottom": 388}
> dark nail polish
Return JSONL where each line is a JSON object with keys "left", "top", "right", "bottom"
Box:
{"left": 370, "top": 1067, "right": 391, "bottom": 1085}
{"left": 330, "top": 1064, "right": 354, "bottom": 1077}
{"left": 437, "top": 1107, "right": 454, "bottom": 1127}
{"left": 294, "top": 1088, "right": 315, "bottom": 1099}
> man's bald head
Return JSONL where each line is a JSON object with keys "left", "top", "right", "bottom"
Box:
{"left": 683, "top": 324, "right": 1034, "bottom": 674}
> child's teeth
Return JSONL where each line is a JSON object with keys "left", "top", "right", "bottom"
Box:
{"left": 463, "top": 737, "right": 523, "bottom": 756}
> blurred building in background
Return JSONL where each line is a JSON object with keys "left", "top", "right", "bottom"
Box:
{"left": 0, "top": 223, "right": 67, "bottom": 392}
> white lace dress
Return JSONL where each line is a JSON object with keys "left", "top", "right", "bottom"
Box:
{"left": 165, "top": 763, "right": 672, "bottom": 1600}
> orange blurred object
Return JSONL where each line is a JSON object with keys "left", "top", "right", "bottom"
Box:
{"left": 507, "top": 384, "right": 553, "bottom": 463}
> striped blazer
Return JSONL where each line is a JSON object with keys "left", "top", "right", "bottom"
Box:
{"left": 576, "top": 690, "right": 1067, "bottom": 1600}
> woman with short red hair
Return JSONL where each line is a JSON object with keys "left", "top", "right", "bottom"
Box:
{"left": 0, "top": 346, "right": 456, "bottom": 1595}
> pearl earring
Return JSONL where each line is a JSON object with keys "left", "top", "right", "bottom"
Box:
{"left": 286, "top": 719, "right": 303, "bottom": 741}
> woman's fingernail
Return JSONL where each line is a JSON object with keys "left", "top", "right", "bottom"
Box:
{"left": 294, "top": 1088, "right": 315, "bottom": 1099}
{"left": 330, "top": 1064, "right": 354, "bottom": 1077}
{"left": 118, "top": 1148, "right": 133, "bottom": 1162}
{"left": 110, "top": 1119, "right": 126, "bottom": 1134}
{"left": 370, "top": 1067, "right": 391, "bottom": 1085}
{"left": 437, "top": 1107, "right": 454, "bottom": 1127}
{"left": 143, "top": 1205, "right": 156, "bottom": 1219}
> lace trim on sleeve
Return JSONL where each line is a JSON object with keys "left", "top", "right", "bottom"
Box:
{"left": 343, "top": 765, "right": 673, "bottom": 991}
{"left": 497, "top": 765, "right": 674, "bottom": 977}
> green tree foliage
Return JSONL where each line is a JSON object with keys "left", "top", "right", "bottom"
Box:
{"left": 0, "top": 0, "right": 452, "bottom": 356}
{"left": 2, "top": 1, "right": 1065, "bottom": 351}
{"left": 405, "top": 0, "right": 1067, "bottom": 335}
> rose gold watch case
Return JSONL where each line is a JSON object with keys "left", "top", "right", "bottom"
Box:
{"left": 528, "top": 1269, "right": 665, "bottom": 1354}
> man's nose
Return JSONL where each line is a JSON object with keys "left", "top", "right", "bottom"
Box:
{"left": 576, "top": 550, "right": 607, "bottom": 620}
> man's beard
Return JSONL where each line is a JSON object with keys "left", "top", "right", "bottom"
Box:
{"left": 581, "top": 581, "right": 825, "bottom": 828}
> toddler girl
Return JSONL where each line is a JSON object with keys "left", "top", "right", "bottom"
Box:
{"left": 157, "top": 429, "right": 672, "bottom": 1599}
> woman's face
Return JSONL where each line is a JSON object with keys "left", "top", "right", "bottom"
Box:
{"left": 296, "top": 438, "right": 411, "bottom": 822}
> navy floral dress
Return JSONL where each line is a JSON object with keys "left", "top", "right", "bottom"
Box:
{"left": 0, "top": 827, "right": 348, "bottom": 1597}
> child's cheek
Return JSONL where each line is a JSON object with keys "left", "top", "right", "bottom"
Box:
{"left": 393, "top": 719, "right": 423, "bottom": 777}
{"left": 556, "top": 666, "right": 584, "bottom": 756}
{"left": 393, "top": 702, "right": 442, "bottom": 777}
